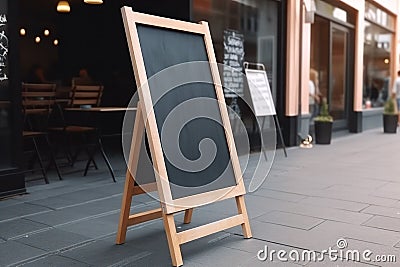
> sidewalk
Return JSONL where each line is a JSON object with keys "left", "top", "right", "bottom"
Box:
{"left": 0, "top": 129, "right": 399, "bottom": 266}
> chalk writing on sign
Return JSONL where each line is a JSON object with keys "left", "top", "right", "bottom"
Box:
{"left": 0, "top": 14, "right": 8, "bottom": 82}
{"left": 223, "top": 29, "right": 244, "bottom": 97}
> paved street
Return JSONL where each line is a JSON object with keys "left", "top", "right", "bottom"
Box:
{"left": 0, "top": 129, "right": 399, "bottom": 266}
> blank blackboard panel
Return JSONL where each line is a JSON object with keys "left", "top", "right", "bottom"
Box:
{"left": 137, "top": 24, "right": 236, "bottom": 199}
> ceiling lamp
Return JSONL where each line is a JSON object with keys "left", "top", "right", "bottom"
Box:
{"left": 84, "top": 0, "right": 103, "bottom": 4}
{"left": 57, "top": 1, "right": 71, "bottom": 13}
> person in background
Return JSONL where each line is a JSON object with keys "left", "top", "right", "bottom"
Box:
{"left": 72, "top": 67, "right": 95, "bottom": 86}
{"left": 309, "top": 68, "right": 321, "bottom": 119}
{"left": 26, "top": 64, "right": 49, "bottom": 83}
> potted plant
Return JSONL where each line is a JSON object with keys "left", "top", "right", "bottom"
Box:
{"left": 314, "top": 98, "right": 333, "bottom": 144}
{"left": 383, "top": 96, "right": 398, "bottom": 133}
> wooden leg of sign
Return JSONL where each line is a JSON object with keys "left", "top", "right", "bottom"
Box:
{"left": 183, "top": 208, "right": 193, "bottom": 224}
{"left": 116, "top": 103, "right": 144, "bottom": 245}
{"left": 163, "top": 213, "right": 183, "bottom": 267}
{"left": 116, "top": 172, "right": 135, "bottom": 244}
{"left": 236, "top": 195, "right": 252, "bottom": 238}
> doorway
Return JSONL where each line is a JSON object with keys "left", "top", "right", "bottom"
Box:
{"left": 310, "top": 16, "right": 352, "bottom": 129}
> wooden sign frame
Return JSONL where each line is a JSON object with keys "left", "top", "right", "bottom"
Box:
{"left": 117, "top": 7, "right": 252, "bottom": 266}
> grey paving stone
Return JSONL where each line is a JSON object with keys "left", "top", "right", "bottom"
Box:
{"left": 185, "top": 244, "right": 254, "bottom": 266}
{"left": 363, "top": 216, "right": 400, "bottom": 233}
{"left": 298, "top": 196, "right": 369, "bottom": 212}
{"left": 15, "top": 228, "right": 90, "bottom": 252}
{"left": 241, "top": 194, "right": 298, "bottom": 219}
{"left": 0, "top": 240, "right": 46, "bottom": 266}
{"left": 282, "top": 204, "right": 373, "bottom": 225}
{"left": 19, "top": 255, "right": 90, "bottom": 267}
{"left": 201, "top": 198, "right": 240, "bottom": 215}
{"left": 0, "top": 218, "right": 49, "bottom": 240}
{"left": 316, "top": 188, "right": 398, "bottom": 207}
{"left": 361, "top": 205, "right": 400, "bottom": 219}
{"left": 90, "top": 181, "right": 125, "bottom": 196}
{"left": 20, "top": 181, "right": 106, "bottom": 202}
{"left": 26, "top": 208, "right": 100, "bottom": 227}
{"left": 26, "top": 192, "right": 108, "bottom": 210}
{"left": 255, "top": 211, "right": 324, "bottom": 230}
{"left": 322, "top": 185, "right": 399, "bottom": 206}
{"left": 392, "top": 201, "right": 400, "bottom": 208}
{"left": 310, "top": 220, "right": 400, "bottom": 247}
{"left": 259, "top": 184, "right": 319, "bottom": 198}
{"left": 56, "top": 213, "right": 119, "bottom": 239}
{"left": 0, "top": 203, "right": 52, "bottom": 222}
{"left": 375, "top": 183, "right": 400, "bottom": 194}
{"left": 226, "top": 220, "right": 337, "bottom": 253}
{"left": 250, "top": 188, "right": 307, "bottom": 203}
{"left": 61, "top": 238, "right": 152, "bottom": 266}
{"left": 0, "top": 198, "right": 22, "bottom": 208}
{"left": 371, "top": 189, "right": 400, "bottom": 200}
{"left": 220, "top": 235, "right": 309, "bottom": 265}
{"left": 25, "top": 195, "right": 140, "bottom": 227}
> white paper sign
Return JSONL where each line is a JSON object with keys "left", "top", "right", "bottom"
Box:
{"left": 245, "top": 69, "right": 276, "bottom": 116}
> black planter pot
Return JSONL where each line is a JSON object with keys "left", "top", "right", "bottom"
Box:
{"left": 314, "top": 121, "right": 333, "bottom": 144}
{"left": 383, "top": 114, "right": 397, "bottom": 133}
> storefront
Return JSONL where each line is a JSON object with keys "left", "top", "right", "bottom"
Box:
{"left": 0, "top": 0, "right": 287, "bottom": 197}
{"left": 296, "top": 0, "right": 400, "bottom": 138}
{"left": 362, "top": 1, "right": 397, "bottom": 130}
{"left": 3, "top": 0, "right": 398, "bottom": 197}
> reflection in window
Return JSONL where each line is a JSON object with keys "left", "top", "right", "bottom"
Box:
{"left": 363, "top": 20, "right": 393, "bottom": 108}
{"left": 365, "top": 2, "right": 395, "bottom": 31}
{"left": 315, "top": 0, "right": 349, "bottom": 23}
{"left": 192, "top": 0, "right": 279, "bottom": 102}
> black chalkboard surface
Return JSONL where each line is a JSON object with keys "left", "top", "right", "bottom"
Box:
{"left": 136, "top": 25, "right": 236, "bottom": 199}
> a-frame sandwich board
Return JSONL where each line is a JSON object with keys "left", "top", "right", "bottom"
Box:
{"left": 116, "top": 7, "right": 252, "bottom": 266}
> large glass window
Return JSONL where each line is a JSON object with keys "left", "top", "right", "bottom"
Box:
{"left": 192, "top": 0, "right": 279, "bottom": 102}
{"left": 363, "top": 2, "right": 394, "bottom": 108}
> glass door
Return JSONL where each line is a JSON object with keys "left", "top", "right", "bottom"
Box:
{"left": 330, "top": 24, "right": 348, "bottom": 123}
{"left": 311, "top": 17, "right": 351, "bottom": 129}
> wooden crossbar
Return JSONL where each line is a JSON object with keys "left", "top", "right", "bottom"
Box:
{"left": 127, "top": 208, "right": 163, "bottom": 226}
{"left": 177, "top": 214, "right": 244, "bottom": 244}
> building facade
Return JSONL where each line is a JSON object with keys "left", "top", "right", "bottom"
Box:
{"left": 0, "top": 0, "right": 400, "bottom": 197}
{"left": 294, "top": 0, "right": 400, "bottom": 142}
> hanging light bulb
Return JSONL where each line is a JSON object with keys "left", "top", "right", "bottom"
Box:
{"left": 57, "top": 1, "right": 71, "bottom": 13}
{"left": 20, "top": 28, "right": 26, "bottom": 36}
{"left": 84, "top": 0, "right": 103, "bottom": 4}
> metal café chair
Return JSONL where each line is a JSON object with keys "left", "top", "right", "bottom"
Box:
{"left": 22, "top": 82, "right": 62, "bottom": 183}
{"left": 51, "top": 85, "right": 116, "bottom": 182}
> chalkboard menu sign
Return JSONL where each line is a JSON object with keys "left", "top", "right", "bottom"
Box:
{"left": 223, "top": 29, "right": 244, "bottom": 97}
